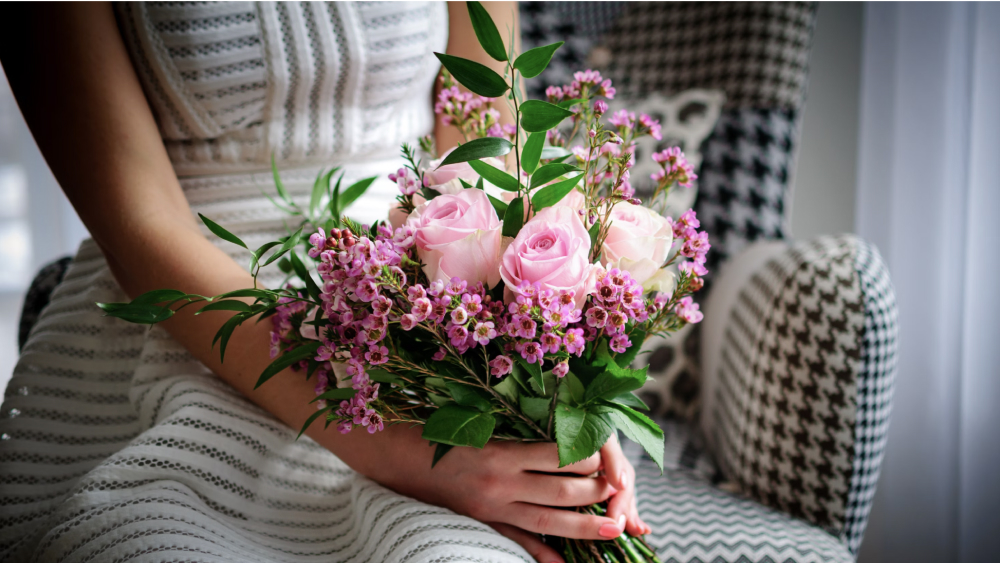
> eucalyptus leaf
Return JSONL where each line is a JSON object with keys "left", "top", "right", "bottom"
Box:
{"left": 553, "top": 403, "right": 614, "bottom": 467}
{"left": 439, "top": 137, "right": 514, "bottom": 166}
{"left": 519, "top": 100, "right": 574, "bottom": 133}
{"left": 421, "top": 404, "right": 496, "bottom": 448}
{"left": 469, "top": 160, "right": 522, "bottom": 192}
{"left": 199, "top": 213, "right": 247, "bottom": 249}
{"left": 531, "top": 175, "right": 583, "bottom": 211}
{"left": 466, "top": 1, "right": 507, "bottom": 62}
{"left": 256, "top": 341, "right": 322, "bottom": 389}
{"left": 521, "top": 131, "right": 545, "bottom": 174}
{"left": 434, "top": 53, "right": 509, "bottom": 97}
{"left": 512, "top": 41, "right": 563, "bottom": 78}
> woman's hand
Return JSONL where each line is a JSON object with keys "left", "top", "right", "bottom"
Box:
{"left": 339, "top": 424, "right": 648, "bottom": 563}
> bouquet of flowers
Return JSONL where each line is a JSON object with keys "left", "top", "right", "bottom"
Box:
{"left": 99, "top": 4, "right": 709, "bottom": 562}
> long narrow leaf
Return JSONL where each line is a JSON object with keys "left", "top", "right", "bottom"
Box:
{"left": 338, "top": 176, "right": 377, "bottom": 210}
{"left": 512, "top": 42, "right": 563, "bottom": 78}
{"left": 199, "top": 214, "right": 247, "bottom": 249}
{"left": 262, "top": 229, "right": 302, "bottom": 267}
{"left": 297, "top": 403, "right": 333, "bottom": 439}
{"left": 256, "top": 341, "right": 322, "bottom": 389}
{"left": 469, "top": 160, "right": 522, "bottom": 192}
{"left": 439, "top": 137, "right": 513, "bottom": 166}
{"left": 271, "top": 155, "right": 291, "bottom": 203}
{"left": 197, "top": 300, "right": 252, "bottom": 314}
{"left": 289, "top": 251, "right": 322, "bottom": 301}
{"left": 531, "top": 173, "right": 584, "bottom": 210}
{"left": 521, "top": 131, "right": 545, "bottom": 174}
{"left": 466, "top": 2, "right": 507, "bottom": 62}
{"left": 434, "top": 53, "right": 509, "bottom": 98}
{"left": 530, "top": 162, "right": 581, "bottom": 189}
{"left": 502, "top": 197, "right": 524, "bottom": 238}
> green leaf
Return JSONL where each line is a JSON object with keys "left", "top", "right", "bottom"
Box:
{"left": 529, "top": 370, "right": 556, "bottom": 397}
{"left": 588, "top": 220, "right": 601, "bottom": 254}
{"left": 339, "top": 176, "right": 377, "bottom": 210}
{"left": 487, "top": 193, "right": 509, "bottom": 219}
{"left": 431, "top": 442, "right": 454, "bottom": 468}
{"left": 218, "top": 288, "right": 276, "bottom": 300}
{"left": 605, "top": 402, "right": 665, "bottom": 472}
{"left": 421, "top": 404, "right": 496, "bottom": 448}
{"left": 468, "top": 159, "right": 522, "bottom": 192}
{"left": 311, "top": 387, "right": 358, "bottom": 404}
{"left": 520, "top": 396, "right": 551, "bottom": 422}
{"left": 271, "top": 155, "right": 291, "bottom": 203}
{"left": 367, "top": 368, "right": 401, "bottom": 384}
{"left": 131, "top": 289, "right": 189, "bottom": 306}
{"left": 434, "top": 53, "right": 509, "bottom": 97}
{"left": 611, "top": 392, "right": 649, "bottom": 411}
{"left": 519, "top": 100, "right": 574, "bottom": 133}
{"left": 584, "top": 363, "right": 648, "bottom": 404}
{"left": 97, "top": 302, "right": 174, "bottom": 324}
{"left": 493, "top": 376, "right": 520, "bottom": 402}
{"left": 199, "top": 213, "right": 247, "bottom": 249}
{"left": 197, "top": 300, "right": 252, "bottom": 314}
{"left": 445, "top": 381, "right": 492, "bottom": 412}
{"left": 558, "top": 98, "right": 585, "bottom": 109}
{"left": 459, "top": 178, "right": 475, "bottom": 190}
{"left": 310, "top": 168, "right": 337, "bottom": 218}
{"left": 553, "top": 403, "right": 614, "bottom": 467}
{"left": 512, "top": 41, "right": 563, "bottom": 78}
{"left": 297, "top": 404, "right": 332, "bottom": 439}
{"left": 466, "top": 1, "right": 507, "bottom": 62}
{"left": 330, "top": 174, "right": 343, "bottom": 221}
{"left": 213, "top": 312, "right": 245, "bottom": 362}
{"left": 250, "top": 241, "right": 280, "bottom": 271}
{"left": 615, "top": 329, "right": 646, "bottom": 368}
{"left": 521, "top": 131, "right": 545, "bottom": 174}
{"left": 475, "top": 177, "right": 484, "bottom": 191}
{"left": 516, "top": 356, "right": 545, "bottom": 393}
{"left": 529, "top": 162, "right": 581, "bottom": 189}
{"left": 531, "top": 175, "right": 584, "bottom": 211}
{"left": 439, "top": 137, "right": 514, "bottom": 166}
{"left": 256, "top": 340, "right": 321, "bottom": 389}
{"left": 289, "top": 251, "right": 321, "bottom": 302}
{"left": 540, "top": 146, "right": 571, "bottom": 160}
{"left": 262, "top": 229, "right": 302, "bottom": 267}
{"left": 562, "top": 372, "right": 586, "bottom": 404}
{"left": 502, "top": 197, "right": 524, "bottom": 238}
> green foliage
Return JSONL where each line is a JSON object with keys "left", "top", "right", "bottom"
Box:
{"left": 310, "top": 168, "right": 338, "bottom": 218}
{"left": 512, "top": 42, "right": 563, "bottom": 78}
{"left": 516, "top": 356, "right": 545, "bottom": 393}
{"left": 434, "top": 53, "right": 509, "bottom": 97}
{"left": 421, "top": 404, "right": 496, "bottom": 448}
{"left": 583, "top": 361, "right": 648, "bottom": 404}
{"left": 553, "top": 403, "right": 614, "bottom": 467}
{"left": 502, "top": 197, "right": 524, "bottom": 238}
{"left": 131, "top": 289, "right": 189, "bottom": 306}
{"left": 439, "top": 137, "right": 514, "bottom": 166}
{"left": 297, "top": 404, "right": 333, "bottom": 439}
{"left": 469, "top": 159, "right": 522, "bottom": 192}
{"left": 605, "top": 402, "right": 665, "bottom": 472}
{"left": 199, "top": 213, "right": 247, "bottom": 249}
{"left": 540, "top": 146, "right": 571, "bottom": 160}
{"left": 256, "top": 341, "right": 322, "bottom": 389}
{"left": 196, "top": 300, "right": 252, "bottom": 314}
{"left": 529, "top": 162, "right": 581, "bottom": 189}
{"left": 614, "top": 329, "right": 646, "bottom": 368}
{"left": 339, "top": 176, "right": 377, "bottom": 210}
{"left": 520, "top": 395, "right": 551, "bottom": 422}
{"left": 487, "top": 193, "right": 509, "bottom": 219}
{"left": 312, "top": 387, "right": 358, "bottom": 404}
{"left": 445, "top": 381, "right": 492, "bottom": 412}
{"left": 289, "top": 251, "right": 321, "bottom": 302}
{"left": 519, "top": 100, "right": 575, "bottom": 133}
{"left": 466, "top": 2, "right": 507, "bottom": 62}
{"left": 97, "top": 302, "right": 174, "bottom": 325}
{"left": 431, "top": 442, "right": 454, "bottom": 468}
{"left": 532, "top": 175, "right": 583, "bottom": 211}
{"left": 611, "top": 392, "right": 649, "bottom": 411}
{"left": 520, "top": 131, "right": 545, "bottom": 174}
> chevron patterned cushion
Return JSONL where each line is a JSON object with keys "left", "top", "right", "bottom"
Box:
{"left": 699, "top": 235, "right": 897, "bottom": 555}
{"left": 632, "top": 419, "right": 853, "bottom": 563}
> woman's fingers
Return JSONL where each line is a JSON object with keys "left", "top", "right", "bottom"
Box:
{"left": 511, "top": 442, "right": 602, "bottom": 475}
{"left": 489, "top": 522, "right": 564, "bottom": 563}
{"left": 500, "top": 502, "right": 625, "bottom": 540}
{"left": 515, "top": 473, "right": 616, "bottom": 507}
{"left": 600, "top": 434, "right": 628, "bottom": 491}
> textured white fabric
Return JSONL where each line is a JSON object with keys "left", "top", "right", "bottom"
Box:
{"left": 0, "top": 3, "right": 533, "bottom": 561}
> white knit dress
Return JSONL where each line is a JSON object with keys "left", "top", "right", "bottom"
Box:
{"left": 0, "top": 3, "right": 534, "bottom": 561}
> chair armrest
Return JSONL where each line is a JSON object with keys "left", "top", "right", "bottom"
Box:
{"left": 698, "top": 235, "right": 898, "bottom": 555}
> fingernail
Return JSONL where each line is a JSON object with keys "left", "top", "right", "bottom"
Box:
{"left": 619, "top": 470, "right": 628, "bottom": 489}
{"left": 599, "top": 522, "right": 622, "bottom": 538}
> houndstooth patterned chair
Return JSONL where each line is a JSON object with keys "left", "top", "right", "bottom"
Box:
{"left": 522, "top": 2, "right": 898, "bottom": 561}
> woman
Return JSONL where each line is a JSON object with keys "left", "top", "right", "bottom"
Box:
{"left": 0, "top": 3, "right": 648, "bottom": 562}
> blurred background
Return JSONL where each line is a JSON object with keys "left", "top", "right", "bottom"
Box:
{"left": 0, "top": 2, "right": 996, "bottom": 562}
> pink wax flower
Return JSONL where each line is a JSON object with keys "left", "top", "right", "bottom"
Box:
{"left": 406, "top": 188, "right": 503, "bottom": 288}
{"left": 552, "top": 361, "right": 570, "bottom": 378}
{"left": 490, "top": 355, "right": 513, "bottom": 377}
{"left": 600, "top": 201, "right": 674, "bottom": 287}
{"left": 675, "top": 296, "right": 704, "bottom": 324}
{"left": 388, "top": 168, "right": 419, "bottom": 196}
{"left": 432, "top": 347, "right": 447, "bottom": 361}
{"left": 609, "top": 109, "right": 635, "bottom": 129}
{"left": 499, "top": 206, "right": 598, "bottom": 309}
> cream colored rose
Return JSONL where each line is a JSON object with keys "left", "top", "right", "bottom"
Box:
{"left": 600, "top": 202, "right": 673, "bottom": 285}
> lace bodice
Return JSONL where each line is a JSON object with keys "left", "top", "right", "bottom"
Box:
{"left": 115, "top": 2, "right": 448, "bottom": 177}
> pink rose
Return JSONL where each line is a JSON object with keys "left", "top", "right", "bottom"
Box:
{"left": 556, "top": 188, "right": 586, "bottom": 212}
{"left": 500, "top": 206, "right": 598, "bottom": 308}
{"left": 406, "top": 188, "right": 502, "bottom": 288}
{"left": 424, "top": 149, "right": 504, "bottom": 195}
{"left": 600, "top": 201, "right": 673, "bottom": 286}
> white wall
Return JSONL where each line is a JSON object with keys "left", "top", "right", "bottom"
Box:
{"left": 791, "top": 2, "right": 864, "bottom": 241}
